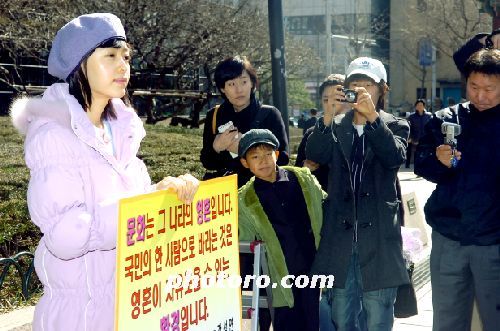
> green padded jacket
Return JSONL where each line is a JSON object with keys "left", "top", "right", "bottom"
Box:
{"left": 238, "top": 166, "right": 326, "bottom": 308}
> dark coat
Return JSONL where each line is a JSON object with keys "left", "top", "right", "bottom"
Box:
{"left": 452, "top": 33, "right": 488, "bottom": 74}
{"left": 295, "top": 126, "right": 329, "bottom": 191}
{"left": 306, "top": 110, "right": 410, "bottom": 291}
{"left": 415, "top": 102, "right": 500, "bottom": 246}
{"left": 303, "top": 116, "right": 317, "bottom": 134}
{"left": 407, "top": 111, "right": 432, "bottom": 143}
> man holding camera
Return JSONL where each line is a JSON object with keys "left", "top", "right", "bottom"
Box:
{"left": 307, "top": 57, "right": 410, "bottom": 330}
{"left": 415, "top": 49, "right": 500, "bottom": 331}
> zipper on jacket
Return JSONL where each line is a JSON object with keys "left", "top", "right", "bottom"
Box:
{"left": 338, "top": 142, "right": 358, "bottom": 243}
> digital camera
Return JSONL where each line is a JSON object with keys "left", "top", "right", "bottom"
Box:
{"left": 342, "top": 88, "right": 358, "bottom": 103}
{"left": 441, "top": 122, "right": 461, "bottom": 147}
{"left": 441, "top": 122, "right": 461, "bottom": 167}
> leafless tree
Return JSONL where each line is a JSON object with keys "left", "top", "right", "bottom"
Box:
{"left": 1, "top": 1, "right": 316, "bottom": 90}
{"left": 395, "top": 0, "right": 490, "bottom": 82}
{"left": 0, "top": 0, "right": 319, "bottom": 120}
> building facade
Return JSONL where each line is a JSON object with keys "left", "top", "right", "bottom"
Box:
{"left": 389, "top": 0, "right": 490, "bottom": 113}
{"left": 282, "top": 0, "right": 390, "bottom": 103}
{"left": 282, "top": 0, "right": 490, "bottom": 113}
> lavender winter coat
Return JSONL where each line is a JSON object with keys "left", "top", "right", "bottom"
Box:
{"left": 10, "top": 83, "right": 154, "bottom": 331}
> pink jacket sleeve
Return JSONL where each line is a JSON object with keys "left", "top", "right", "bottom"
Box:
{"left": 25, "top": 127, "right": 150, "bottom": 260}
{"left": 27, "top": 165, "right": 113, "bottom": 260}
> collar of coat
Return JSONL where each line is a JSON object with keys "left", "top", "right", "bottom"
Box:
{"left": 10, "top": 83, "right": 142, "bottom": 136}
{"left": 10, "top": 83, "right": 145, "bottom": 170}
{"left": 332, "top": 109, "right": 398, "bottom": 165}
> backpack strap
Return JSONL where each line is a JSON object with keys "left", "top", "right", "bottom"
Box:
{"left": 211, "top": 104, "right": 220, "bottom": 135}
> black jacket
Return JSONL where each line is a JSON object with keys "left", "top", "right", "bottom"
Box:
{"left": 306, "top": 110, "right": 410, "bottom": 291}
{"left": 295, "top": 127, "right": 329, "bottom": 191}
{"left": 415, "top": 102, "right": 500, "bottom": 245}
{"left": 200, "top": 95, "right": 289, "bottom": 187}
{"left": 303, "top": 116, "right": 317, "bottom": 135}
{"left": 407, "top": 111, "right": 432, "bottom": 143}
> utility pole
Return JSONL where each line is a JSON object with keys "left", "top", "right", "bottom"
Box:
{"left": 268, "top": 0, "right": 289, "bottom": 144}
{"left": 431, "top": 45, "right": 436, "bottom": 111}
{"left": 325, "top": 0, "right": 332, "bottom": 75}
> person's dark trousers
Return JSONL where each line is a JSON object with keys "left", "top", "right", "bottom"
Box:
{"left": 430, "top": 231, "right": 500, "bottom": 331}
{"left": 258, "top": 308, "right": 272, "bottom": 331}
{"left": 273, "top": 286, "right": 320, "bottom": 331}
{"left": 405, "top": 142, "right": 415, "bottom": 168}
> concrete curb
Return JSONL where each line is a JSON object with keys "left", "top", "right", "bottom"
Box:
{"left": 0, "top": 306, "right": 34, "bottom": 331}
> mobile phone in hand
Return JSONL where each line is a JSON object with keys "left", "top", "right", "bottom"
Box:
{"left": 218, "top": 121, "right": 235, "bottom": 133}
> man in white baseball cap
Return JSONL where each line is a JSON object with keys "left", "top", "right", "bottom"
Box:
{"left": 346, "top": 57, "right": 387, "bottom": 83}
{"left": 306, "top": 56, "right": 411, "bottom": 331}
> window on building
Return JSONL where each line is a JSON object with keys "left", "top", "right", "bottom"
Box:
{"left": 286, "top": 15, "right": 325, "bottom": 35}
{"left": 331, "top": 14, "right": 371, "bottom": 34}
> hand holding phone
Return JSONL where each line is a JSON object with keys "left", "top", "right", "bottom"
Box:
{"left": 213, "top": 121, "right": 239, "bottom": 154}
{"left": 218, "top": 121, "right": 235, "bottom": 133}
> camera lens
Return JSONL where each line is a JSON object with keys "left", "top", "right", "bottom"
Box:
{"left": 345, "top": 91, "right": 356, "bottom": 103}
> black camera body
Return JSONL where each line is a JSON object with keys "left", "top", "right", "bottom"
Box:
{"left": 342, "top": 88, "right": 358, "bottom": 103}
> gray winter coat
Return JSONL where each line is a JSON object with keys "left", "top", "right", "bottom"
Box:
{"left": 306, "top": 110, "right": 410, "bottom": 291}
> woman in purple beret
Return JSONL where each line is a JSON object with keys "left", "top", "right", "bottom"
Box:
{"left": 10, "top": 13, "right": 199, "bottom": 330}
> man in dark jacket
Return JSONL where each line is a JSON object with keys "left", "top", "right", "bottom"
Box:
{"left": 406, "top": 99, "right": 431, "bottom": 168}
{"left": 307, "top": 57, "right": 410, "bottom": 331}
{"left": 415, "top": 49, "right": 500, "bottom": 331}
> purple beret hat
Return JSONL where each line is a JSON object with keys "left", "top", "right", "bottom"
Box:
{"left": 48, "top": 13, "right": 126, "bottom": 80}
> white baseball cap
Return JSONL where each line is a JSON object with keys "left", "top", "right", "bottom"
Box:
{"left": 346, "top": 57, "right": 387, "bottom": 83}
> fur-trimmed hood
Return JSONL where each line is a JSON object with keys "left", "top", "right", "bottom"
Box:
{"left": 10, "top": 83, "right": 142, "bottom": 139}
{"left": 10, "top": 84, "right": 72, "bottom": 135}
{"left": 9, "top": 83, "right": 146, "bottom": 173}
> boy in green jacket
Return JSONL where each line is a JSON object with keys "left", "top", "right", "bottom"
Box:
{"left": 238, "top": 129, "right": 326, "bottom": 331}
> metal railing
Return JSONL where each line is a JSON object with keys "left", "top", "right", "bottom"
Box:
{"left": 240, "top": 241, "right": 274, "bottom": 331}
{"left": 0, "top": 251, "right": 38, "bottom": 300}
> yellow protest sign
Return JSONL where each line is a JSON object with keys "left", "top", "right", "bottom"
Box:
{"left": 115, "top": 175, "right": 241, "bottom": 331}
